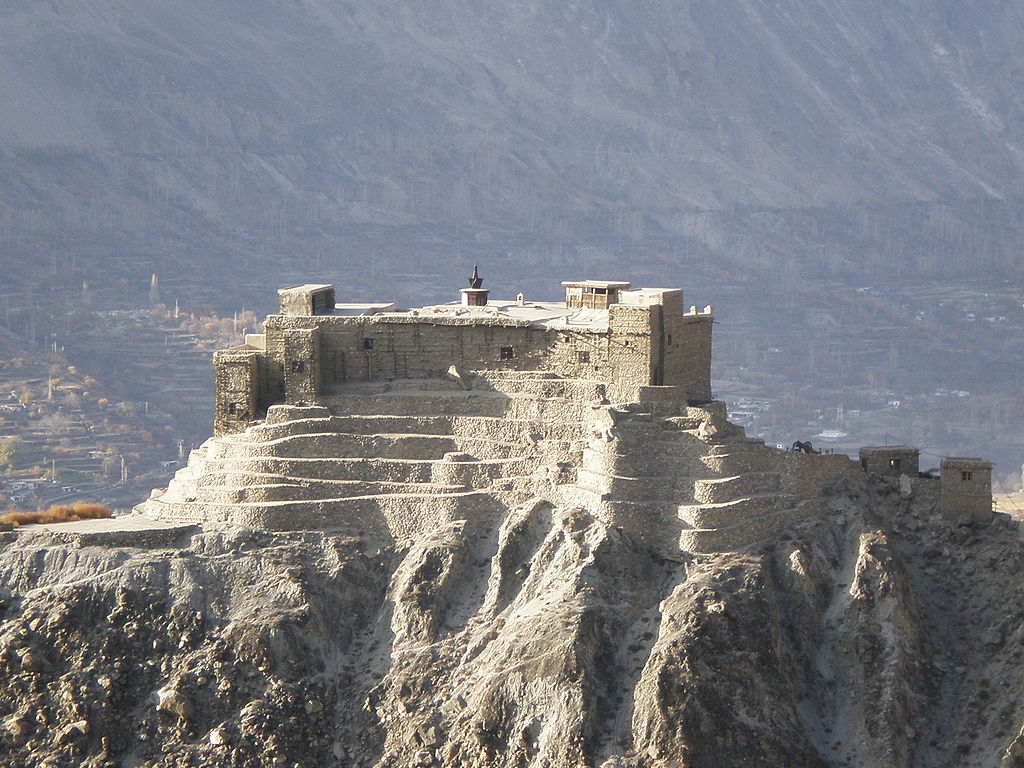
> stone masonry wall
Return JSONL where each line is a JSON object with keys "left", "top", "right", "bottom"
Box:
{"left": 215, "top": 288, "right": 714, "bottom": 433}
{"left": 281, "top": 327, "right": 321, "bottom": 405}
{"left": 777, "top": 452, "right": 862, "bottom": 497}
{"left": 671, "top": 313, "right": 713, "bottom": 402}
{"left": 213, "top": 350, "right": 260, "bottom": 436}
{"left": 261, "top": 313, "right": 673, "bottom": 401}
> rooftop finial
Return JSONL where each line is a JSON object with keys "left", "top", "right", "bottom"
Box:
{"left": 468, "top": 264, "right": 483, "bottom": 289}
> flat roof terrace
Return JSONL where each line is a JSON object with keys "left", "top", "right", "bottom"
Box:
{"left": 418, "top": 300, "right": 611, "bottom": 330}
{"left": 315, "top": 287, "right": 685, "bottom": 332}
{"left": 314, "top": 300, "right": 614, "bottom": 332}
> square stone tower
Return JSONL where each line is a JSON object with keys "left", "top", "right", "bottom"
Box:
{"left": 940, "top": 457, "right": 993, "bottom": 525}
{"left": 278, "top": 284, "right": 335, "bottom": 317}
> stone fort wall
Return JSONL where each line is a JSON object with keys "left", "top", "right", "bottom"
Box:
{"left": 214, "top": 282, "right": 713, "bottom": 436}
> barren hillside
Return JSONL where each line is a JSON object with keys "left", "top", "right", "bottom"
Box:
{"left": 0, "top": 476, "right": 1021, "bottom": 767}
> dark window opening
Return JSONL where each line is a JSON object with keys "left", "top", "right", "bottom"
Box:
{"left": 861, "top": 458, "right": 868, "bottom": 471}
{"left": 290, "top": 360, "right": 305, "bottom": 373}
{"left": 961, "top": 470, "right": 973, "bottom": 482}
{"left": 500, "top": 346, "right": 514, "bottom": 360}
{"left": 890, "top": 458, "right": 901, "bottom": 471}
{"left": 227, "top": 403, "right": 237, "bottom": 414}
{"left": 577, "top": 350, "right": 590, "bottom": 363}
{"left": 362, "top": 338, "right": 374, "bottom": 351}
{"left": 667, "top": 334, "right": 673, "bottom": 345}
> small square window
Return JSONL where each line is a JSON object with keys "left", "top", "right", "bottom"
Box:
{"left": 227, "top": 403, "right": 237, "bottom": 414}
{"left": 500, "top": 346, "right": 514, "bottom": 360}
{"left": 961, "top": 470, "right": 973, "bottom": 482}
{"left": 290, "top": 360, "right": 305, "bottom": 373}
{"left": 577, "top": 350, "right": 591, "bottom": 363}
{"left": 362, "top": 338, "right": 374, "bottom": 351}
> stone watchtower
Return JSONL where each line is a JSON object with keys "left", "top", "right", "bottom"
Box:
{"left": 940, "top": 457, "right": 993, "bottom": 525}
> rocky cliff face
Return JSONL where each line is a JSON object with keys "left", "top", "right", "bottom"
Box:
{"left": 1, "top": 477, "right": 1020, "bottom": 767}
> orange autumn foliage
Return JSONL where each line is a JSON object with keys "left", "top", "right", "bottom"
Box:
{"left": 0, "top": 502, "right": 112, "bottom": 527}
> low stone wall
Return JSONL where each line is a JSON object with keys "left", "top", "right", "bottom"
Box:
{"left": 574, "top": 468, "right": 698, "bottom": 504}
{"left": 700, "top": 443, "right": 777, "bottom": 476}
{"left": 681, "top": 495, "right": 794, "bottom": 529}
{"left": 777, "top": 453, "right": 862, "bottom": 497}
{"left": 13, "top": 522, "right": 198, "bottom": 549}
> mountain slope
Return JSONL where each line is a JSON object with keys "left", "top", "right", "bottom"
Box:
{"left": 2, "top": 0, "right": 1024, "bottom": 286}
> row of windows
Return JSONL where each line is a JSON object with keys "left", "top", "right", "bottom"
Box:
{"left": 357, "top": 340, "right": 521, "bottom": 361}
{"left": 300, "top": 343, "right": 598, "bottom": 363}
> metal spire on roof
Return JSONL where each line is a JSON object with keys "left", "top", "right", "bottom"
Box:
{"left": 468, "top": 264, "right": 483, "bottom": 289}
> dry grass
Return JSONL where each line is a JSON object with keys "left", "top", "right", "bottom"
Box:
{"left": 0, "top": 502, "right": 112, "bottom": 527}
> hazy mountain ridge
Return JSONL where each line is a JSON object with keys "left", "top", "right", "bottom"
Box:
{"left": 3, "top": 0, "right": 1024, "bottom": 271}
{"left": 4, "top": 0, "right": 1024, "bottom": 488}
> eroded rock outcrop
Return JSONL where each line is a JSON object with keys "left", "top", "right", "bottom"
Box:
{"left": 4, "top": 472, "right": 1018, "bottom": 767}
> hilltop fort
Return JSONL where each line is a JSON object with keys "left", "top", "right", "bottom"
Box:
{"left": 133, "top": 269, "right": 994, "bottom": 552}
{"left": 2, "top": 270, "right": 1016, "bottom": 768}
